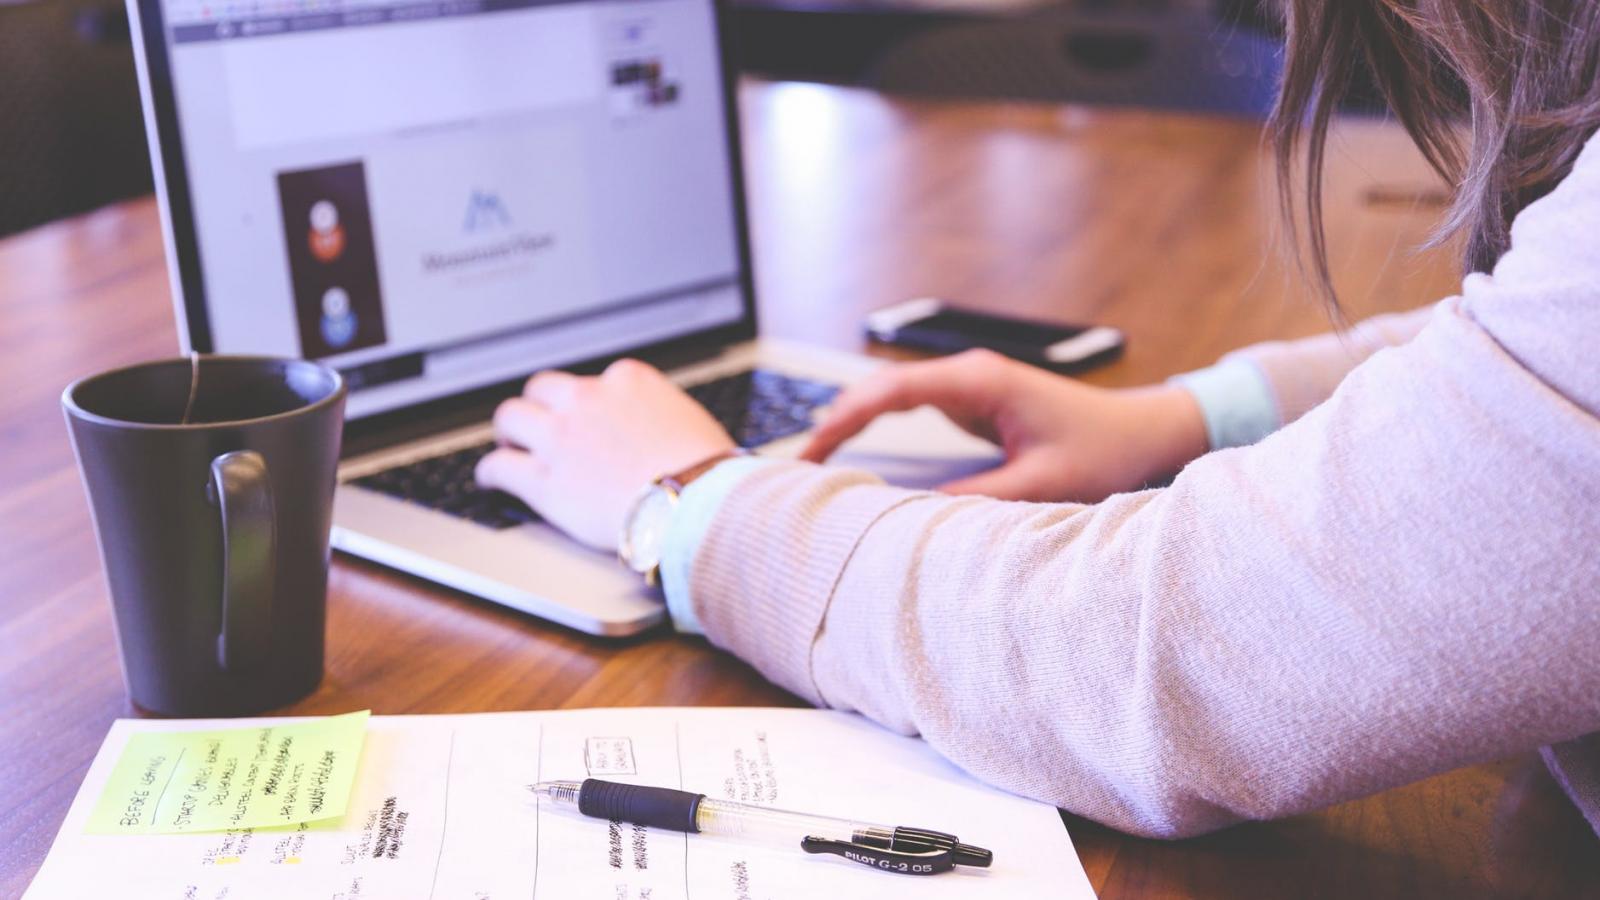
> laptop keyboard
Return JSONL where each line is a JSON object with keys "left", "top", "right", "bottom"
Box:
{"left": 350, "top": 440, "right": 534, "bottom": 528}
{"left": 350, "top": 368, "right": 839, "bottom": 530}
{"left": 686, "top": 368, "right": 840, "bottom": 449}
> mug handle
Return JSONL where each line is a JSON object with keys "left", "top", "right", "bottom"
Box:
{"left": 209, "top": 451, "right": 275, "bottom": 670}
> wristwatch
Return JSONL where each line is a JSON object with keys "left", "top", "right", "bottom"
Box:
{"left": 618, "top": 449, "right": 747, "bottom": 585}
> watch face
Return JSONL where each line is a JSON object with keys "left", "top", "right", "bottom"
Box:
{"left": 622, "top": 486, "right": 675, "bottom": 574}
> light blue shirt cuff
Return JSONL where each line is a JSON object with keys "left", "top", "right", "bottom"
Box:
{"left": 1170, "top": 358, "right": 1281, "bottom": 450}
{"left": 660, "top": 456, "right": 774, "bottom": 635}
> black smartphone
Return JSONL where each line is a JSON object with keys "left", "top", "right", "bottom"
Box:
{"left": 865, "top": 298, "right": 1125, "bottom": 371}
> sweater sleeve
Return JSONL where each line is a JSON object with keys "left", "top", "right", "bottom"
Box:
{"left": 684, "top": 137, "right": 1600, "bottom": 839}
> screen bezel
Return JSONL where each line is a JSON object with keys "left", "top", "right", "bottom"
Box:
{"left": 126, "top": 0, "right": 761, "bottom": 440}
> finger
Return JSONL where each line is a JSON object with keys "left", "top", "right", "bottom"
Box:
{"left": 800, "top": 358, "right": 985, "bottom": 463}
{"left": 523, "top": 369, "right": 581, "bottom": 409}
{"left": 601, "top": 357, "right": 660, "bottom": 382}
{"left": 939, "top": 455, "right": 1055, "bottom": 502}
{"left": 798, "top": 369, "right": 922, "bottom": 462}
{"left": 491, "top": 398, "right": 556, "bottom": 453}
{"left": 474, "top": 446, "right": 552, "bottom": 508}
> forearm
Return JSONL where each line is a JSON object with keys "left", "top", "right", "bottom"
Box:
{"left": 684, "top": 302, "right": 1600, "bottom": 838}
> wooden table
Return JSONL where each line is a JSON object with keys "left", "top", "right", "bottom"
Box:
{"left": 3, "top": 80, "right": 1596, "bottom": 898}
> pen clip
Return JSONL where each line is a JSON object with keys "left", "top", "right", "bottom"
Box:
{"left": 799, "top": 836, "right": 956, "bottom": 875}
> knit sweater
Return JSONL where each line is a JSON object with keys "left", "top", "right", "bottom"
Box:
{"left": 677, "top": 132, "right": 1600, "bottom": 838}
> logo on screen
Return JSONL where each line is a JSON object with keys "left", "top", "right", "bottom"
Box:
{"left": 463, "top": 190, "right": 512, "bottom": 232}
{"left": 308, "top": 199, "right": 346, "bottom": 263}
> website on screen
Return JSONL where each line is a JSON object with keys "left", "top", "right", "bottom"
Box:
{"left": 159, "top": 0, "right": 745, "bottom": 416}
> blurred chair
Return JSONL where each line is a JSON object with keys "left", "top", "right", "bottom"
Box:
{"left": 867, "top": 7, "right": 1284, "bottom": 118}
{"left": 0, "top": 0, "right": 153, "bottom": 237}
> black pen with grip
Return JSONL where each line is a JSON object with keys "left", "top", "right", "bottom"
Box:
{"left": 529, "top": 778, "right": 993, "bottom": 876}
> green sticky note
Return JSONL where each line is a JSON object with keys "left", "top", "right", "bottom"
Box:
{"left": 86, "top": 710, "right": 370, "bottom": 835}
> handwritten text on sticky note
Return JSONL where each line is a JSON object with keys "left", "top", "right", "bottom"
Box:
{"left": 86, "top": 710, "right": 370, "bottom": 835}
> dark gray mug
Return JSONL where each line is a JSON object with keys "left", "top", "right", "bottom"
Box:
{"left": 62, "top": 355, "right": 346, "bottom": 716}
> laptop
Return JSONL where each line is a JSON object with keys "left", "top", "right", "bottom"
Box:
{"left": 126, "top": 0, "right": 1001, "bottom": 635}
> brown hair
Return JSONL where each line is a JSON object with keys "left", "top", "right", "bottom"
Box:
{"left": 1271, "top": 0, "right": 1600, "bottom": 311}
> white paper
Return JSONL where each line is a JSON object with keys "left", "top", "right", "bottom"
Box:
{"left": 25, "top": 708, "right": 1096, "bottom": 899}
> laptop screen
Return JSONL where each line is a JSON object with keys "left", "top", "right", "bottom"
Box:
{"left": 142, "top": 0, "right": 749, "bottom": 419}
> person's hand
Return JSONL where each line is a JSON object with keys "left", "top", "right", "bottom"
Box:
{"left": 800, "top": 349, "right": 1208, "bottom": 503}
{"left": 475, "top": 359, "right": 736, "bottom": 551}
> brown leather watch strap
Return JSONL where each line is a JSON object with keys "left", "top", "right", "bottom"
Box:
{"left": 659, "top": 448, "right": 750, "bottom": 494}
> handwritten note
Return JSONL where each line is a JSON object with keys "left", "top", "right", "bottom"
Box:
{"left": 85, "top": 711, "right": 370, "bottom": 835}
